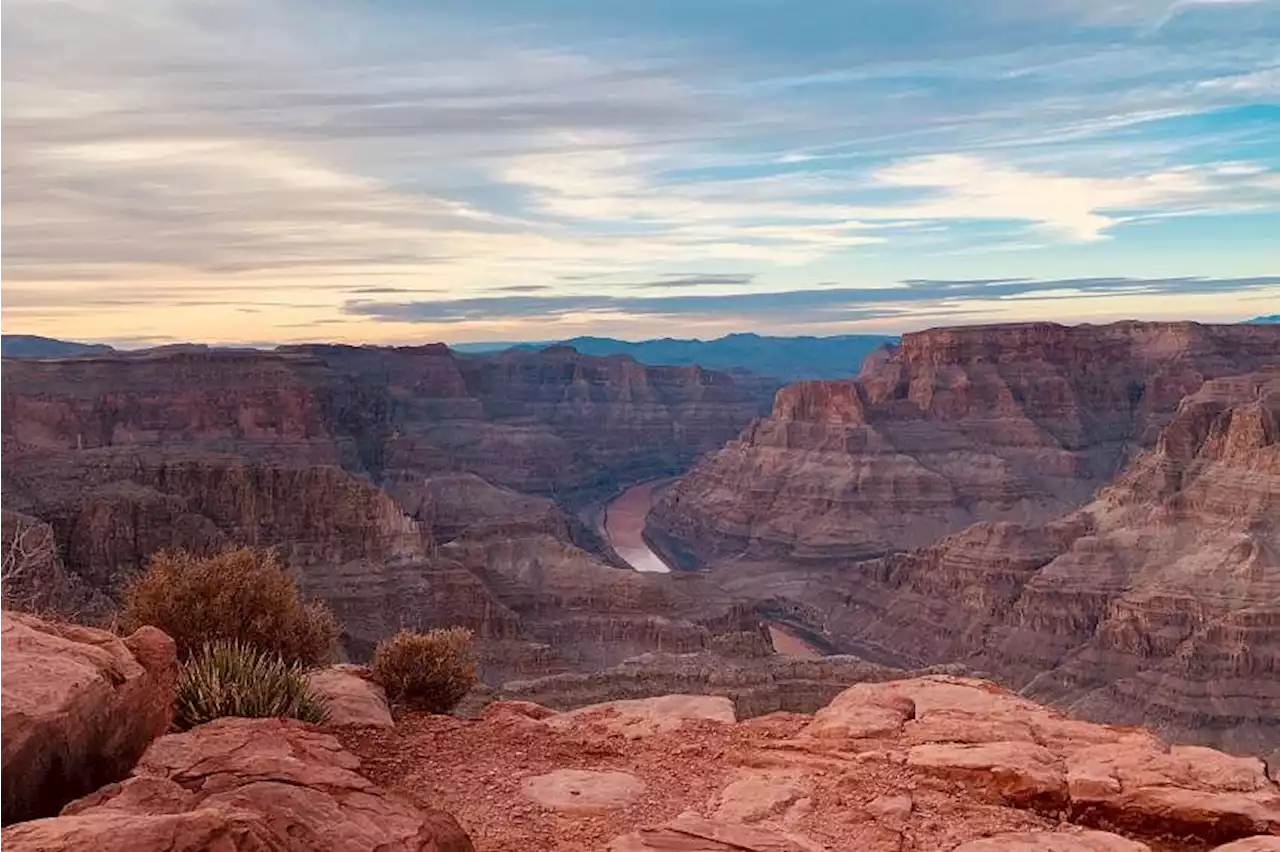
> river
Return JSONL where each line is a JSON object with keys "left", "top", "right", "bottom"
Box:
{"left": 601, "top": 478, "right": 674, "bottom": 573}
{"left": 600, "top": 478, "right": 824, "bottom": 659}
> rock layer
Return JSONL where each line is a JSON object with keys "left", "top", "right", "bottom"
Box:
{"left": 646, "top": 323, "right": 1280, "bottom": 754}
{"left": 819, "top": 370, "right": 1280, "bottom": 753}
{"left": 1, "top": 717, "right": 473, "bottom": 852}
{"left": 0, "top": 345, "right": 773, "bottom": 671}
{"left": 649, "top": 321, "right": 1280, "bottom": 565}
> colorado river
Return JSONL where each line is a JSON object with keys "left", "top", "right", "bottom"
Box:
{"left": 601, "top": 478, "right": 825, "bottom": 659}
{"left": 602, "top": 478, "right": 674, "bottom": 573}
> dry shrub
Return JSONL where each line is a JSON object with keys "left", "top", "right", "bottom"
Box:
{"left": 121, "top": 547, "right": 339, "bottom": 666}
{"left": 174, "top": 640, "right": 329, "bottom": 731}
{"left": 373, "top": 628, "right": 477, "bottom": 713}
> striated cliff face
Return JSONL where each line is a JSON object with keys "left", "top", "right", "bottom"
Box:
{"left": 1, "top": 344, "right": 772, "bottom": 500}
{"left": 648, "top": 321, "right": 1280, "bottom": 566}
{"left": 0, "top": 345, "right": 774, "bottom": 672}
{"left": 702, "top": 369, "right": 1280, "bottom": 754}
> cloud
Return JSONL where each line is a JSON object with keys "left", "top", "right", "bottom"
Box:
{"left": 622, "top": 273, "right": 756, "bottom": 289}
{"left": 487, "top": 284, "right": 554, "bottom": 293}
{"left": 2, "top": 0, "right": 1277, "bottom": 344}
{"left": 344, "top": 276, "right": 1280, "bottom": 324}
{"left": 863, "top": 154, "right": 1245, "bottom": 241}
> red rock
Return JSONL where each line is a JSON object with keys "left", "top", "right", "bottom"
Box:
{"left": 651, "top": 330, "right": 1280, "bottom": 753}
{"left": 1, "top": 611, "right": 176, "bottom": 824}
{"left": 952, "top": 830, "right": 1153, "bottom": 851}
{"left": 0, "top": 717, "right": 472, "bottom": 852}
{"left": 609, "top": 813, "right": 825, "bottom": 852}
{"left": 0, "top": 345, "right": 773, "bottom": 675}
{"left": 546, "top": 694, "right": 737, "bottom": 738}
{"left": 308, "top": 664, "right": 393, "bottom": 727}
{"left": 906, "top": 741, "right": 1068, "bottom": 808}
{"left": 650, "top": 322, "right": 1280, "bottom": 566}
{"left": 521, "top": 768, "right": 645, "bottom": 811}
{"left": 479, "top": 700, "right": 558, "bottom": 721}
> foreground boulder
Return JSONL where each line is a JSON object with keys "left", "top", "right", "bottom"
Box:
{"left": 1, "top": 717, "right": 473, "bottom": 852}
{"left": 1, "top": 610, "right": 176, "bottom": 824}
{"left": 308, "top": 664, "right": 394, "bottom": 727}
{"left": 805, "top": 677, "right": 1280, "bottom": 841}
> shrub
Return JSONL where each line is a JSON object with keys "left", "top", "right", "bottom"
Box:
{"left": 173, "top": 640, "right": 329, "bottom": 731}
{"left": 372, "top": 628, "right": 477, "bottom": 713}
{"left": 120, "top": 547, "right": 339, "bottom": 666}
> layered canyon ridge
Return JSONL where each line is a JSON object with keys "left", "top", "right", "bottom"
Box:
{"left": 0, "top": 344, "right": 777, "bottom": 679}
{"left": 4, "top": 321, "right": 1279, "bottom": 760}
{"left": 647, "top": 321, "right": 1280, "bottom": 755}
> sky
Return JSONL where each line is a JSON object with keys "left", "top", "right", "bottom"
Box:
{"left": 2, "top": 0, "right": 1278, "bottom": 347}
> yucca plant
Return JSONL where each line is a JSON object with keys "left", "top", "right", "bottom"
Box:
{"left": 173, "top": 640, "right": 330, "bottom": 731}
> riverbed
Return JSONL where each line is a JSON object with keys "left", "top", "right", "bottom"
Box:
{"left": 601, "top": 478, "right": 674, "bottom": 573}
{"left": 600, "top": 478, "right": 825, "bottom": 659}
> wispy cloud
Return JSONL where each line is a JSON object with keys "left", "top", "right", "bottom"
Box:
{"left": 2, "top": 0, "right": 1277, "bottom": 343}
{"left": 345, "top": 276, "right": 1280, "bottom": 324}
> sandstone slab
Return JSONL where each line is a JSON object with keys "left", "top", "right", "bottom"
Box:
{"left": 547, "top": 694, "right": 737, "bottom": 738}
{"left": 713, "top": 772, "right": 808, "bottom": 824}
{"left": 1212, "top": 839, "right": 1280, "bottom": 852}
{"left": 522, "top": 768, "right": 645, "bottom": 811}
{"left": 610, "top": 814, "right": 826, "bottom": 852}
{"left": 308, "top": 664, "right": 393, "bottom": 727}
{"left": 1, "top": 610, "right": 176, "bottom": 824}
{"left": 907, "top": 741, "right": 1067, "bottom": 808}
{"left": 952, "top": 830, "right": 1153, "bottom": 851}
{"left": 0, "top": 717, "right": 472, "bottom": 852}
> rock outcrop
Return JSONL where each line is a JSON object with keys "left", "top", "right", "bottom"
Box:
{"left": 799, "top": 370, "right": 1279, "bottom": 754}
{"left": 308, "top": 664, "right": 395, "bottom": 727}
{"left": 1, "top": 717, "right": 473, "bottom": 852}
{"left": 340, "top": 675, "right": 1280, "bottom": 851}
{"left": 649, "top": 322, "right": 1280, "bottom": 566}
{"left": 1, "top": 611, "right": 177, "bottom": 824}
{"left": 478, "top": 650, "right": 963, "bottom": 720}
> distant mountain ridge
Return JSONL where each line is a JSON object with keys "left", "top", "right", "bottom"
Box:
{"left": 505, "top": 333, "right": 900, "bottom": 381}
{"left": 1246, "top": 314, "right": 1279, "bottom": 324}
{"left": 1, "top": 335, "right": 117, "bottom": 359}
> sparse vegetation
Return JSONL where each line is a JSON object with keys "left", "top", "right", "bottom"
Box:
{"left": 173, "top": 640, "right": 329, "bottom": 731}
{"left": 372, "top": 628, "right": 478, "bottom": 713}
{"left": 120, "top": 547, "right": 339, "bottom": 666}
{"left": 1, "top": 512, "right": 58, "bottom": 612}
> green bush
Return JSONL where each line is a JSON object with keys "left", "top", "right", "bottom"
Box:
{"left": 173, "top": 640, "right": 329, "bottom": 731}
{"left": 372, "top": 628, "right": 477, "bottom": 713}
{"left": 120, "top": 547, "right": 339, "bottom": 666}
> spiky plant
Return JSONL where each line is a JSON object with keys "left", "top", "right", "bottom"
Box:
{"left": 173, "top": 640, "right": 330, "bottom": 731}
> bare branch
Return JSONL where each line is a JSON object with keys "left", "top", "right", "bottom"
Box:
{"left": 1, "top": 514, "right": 59, "bottom": 612}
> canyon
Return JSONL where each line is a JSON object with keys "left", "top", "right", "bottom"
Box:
{"left": 0, "top": 344, "right": 777, "bottom": 679}
{"left": 648, "top": 321, "right": 1280, "bottom": 755}
{"left": 4, "top": 320, "right": 1279, "bottom": 760}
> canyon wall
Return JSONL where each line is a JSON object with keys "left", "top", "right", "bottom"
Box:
{"left": 825, "top": 370, "right": 1280, "bottom": 754}
{"left": 648, "top": 321, "right": 1280, "bottom": 566}
{"left": 0, "top": 345, "right": 774, "bottom": 674}
{"left": 648, "top": 322, "right": 1280, "bottom": 754}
